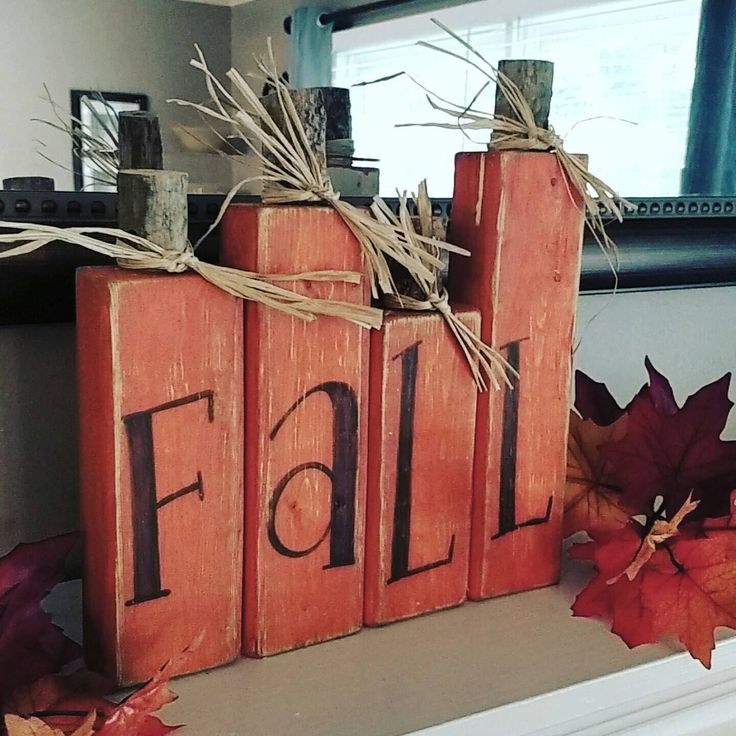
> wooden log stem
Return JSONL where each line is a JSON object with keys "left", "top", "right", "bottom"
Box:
{"left": 117, "top": 170, "right": 188, "bottom": 252}
{"left": 494, "top": 60, "right": 554, "bottom": 130}
{"left": 118, "top": 111, "right": 164, "bottom": 171}
{"left": 261, "top": 87, "right": 352, "bottom": 179}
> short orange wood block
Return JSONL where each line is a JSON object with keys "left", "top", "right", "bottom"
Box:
{"left": 365, "top": 308, "right": 479, "bottom": 626}
{"left": 77, "top": 268, "right": 244, "bottom": 685}
{"left": 449, "top": 150, "right": 585, "bottom": 600}
{"left": 221, "top": 204, "right": 370, "bottom": 657}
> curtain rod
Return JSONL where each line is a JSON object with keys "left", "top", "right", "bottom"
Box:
{"left": 284, "top": 0, "right": 427, "bottom": 34}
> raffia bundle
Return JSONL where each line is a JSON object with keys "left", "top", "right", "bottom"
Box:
{"left": 169, "top": 43, "right": 469, "bottom": 299}
{"left": 0, "top": 222, "right": 382, "bottom": 328}
{"left": 400, "top": 19, "right": 632, "bottom": 265}
{"left": 169, "top": 44, "right": 521, "bottom": 389}
{"left": 378, "top": 182, "right": 514, "bottom": 391}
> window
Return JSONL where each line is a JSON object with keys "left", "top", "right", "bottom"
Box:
{"left": 333, "top": 0, "right": 702, "bottom": 197}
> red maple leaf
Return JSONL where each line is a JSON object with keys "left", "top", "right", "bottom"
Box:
{"left": 95, "top": 665, "right": 180, "bottom": 736}
{"left": 602, "top": 370, "right": 736, "bottom": 520}
{"left": 571, "top": 507, "right": 736, "bottom": 668}
{"left": 0, "top": 535, "right": 80, "bottom": 702}
{"left": 575, "top": 370, "right": 627, "bottom": 426}
{"left": 575, "top": 357, "right": 678, "bottom": 427}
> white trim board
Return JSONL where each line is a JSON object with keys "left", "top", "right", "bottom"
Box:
{"left": 48, "top": 577, "right": 736, "bottom": 736}
{"left": 413, "top": 637, "right": 736, "bottom": 736}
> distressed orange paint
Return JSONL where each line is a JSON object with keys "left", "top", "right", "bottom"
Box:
{"left": 77, "top": 268, "right": 244, "bottom": 685}
{"left": 221, "top": 204, "right": 370, "bottom": 656}
{"left": 365, "top": 308, "right": 478, "bottom": 626}
{"left": 449, "top": 150, "right": 585, "bottom": 599}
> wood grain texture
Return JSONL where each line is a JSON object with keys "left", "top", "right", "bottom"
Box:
{"left": 494, "top": 60, "right": 554, "bottom": 130}
{"left": 221, "top": 204, "right": 370, "bottom": 657}
{"left": 77, "top": 268, "right": 243, "bottom": 685}
{"left": 117, "top": 170, "right": 188, "bottom": 251}
{"left": 118, "top": 112, "right": 164, "bottom": 172}
{"left": 365, "top": 308, "right": 479, "bottom": 626}
{"left": 449, "top": 150, "right": 585, "bottom": 599}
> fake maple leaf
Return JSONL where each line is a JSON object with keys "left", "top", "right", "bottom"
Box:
{"left": 564, "top": 412, "right": 631, "bottom": 536}
{"left": 4, "top": 713, "right": 94, "bottom": 736}
{"left": 90, "top": 635, "right": 206, "bottom": 735}
{"left": 95, "top": 665, "right": 180, "bottom": 736}
{"left": 575, "top": 371, "right": 626, "bottom": 426}
{"left": 4, "top": 665, "right": 179, "bottom": 736}
{"left": 574, "top": 357, "right": 678, "bottom": 427}
{"left": 571, "top": 498, "right": 736, "bottom": 668}
{"left": 3, "top": 671, "right": 113, "bottom": 735}
{"left": 602, "top": 370, "right": 736, "bottom": 520}
{"left": 0, "top": 535, "right": 80, "bottom": 702}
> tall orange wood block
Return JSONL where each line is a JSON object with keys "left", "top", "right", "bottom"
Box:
{"left": 221, "top": 204, "right": 370, "bottom": 656}
{"left": 365, "top": 308, "right": 479, "bottom": 626}
{"left": 77, "top": 268, "right": 244, "bottom": 685}
{"left": 449, "top": 150, "right": 585, "bottom": 599}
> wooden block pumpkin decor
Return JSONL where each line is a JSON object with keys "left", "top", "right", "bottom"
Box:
{"left": 449, "top": 61, "right": 586, "bottom": 600}
{"left": 221, "top": 203, "right": 370, "bottom": 656}
{"left": 364, "top": 308, "right": 479, "bottom": 626}
{"left": 77, "top": 171, "right": 244, "bottom": 685}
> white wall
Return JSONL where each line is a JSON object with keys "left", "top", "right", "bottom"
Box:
{"left": 0, "top": 325, "right": 78, "bottom": 553}
{"left": 0, "top": 0, "right": 233, "bottom": 192}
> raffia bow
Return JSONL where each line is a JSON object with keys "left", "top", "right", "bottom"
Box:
{"left": 377, "top": 182, "right": 515, "bottom": 391}
{"left": 169, "top": 43, "right": 470, "bottom": 300}
{"left": 400, "top": 19, "right": 633, "bottom": 264}
{"left": 0, "top": 222, "right": 383, "bottom": 328}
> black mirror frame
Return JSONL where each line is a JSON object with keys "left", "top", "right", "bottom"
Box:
{"left": 1, "top": 192, "right": 735, "bottom": 325}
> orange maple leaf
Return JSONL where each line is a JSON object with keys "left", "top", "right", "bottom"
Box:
{"left": 95, "top": 665, "right": 179, "bottom": 736}
{"left": 564, "top": 412, "right": 631, "bottom": 536}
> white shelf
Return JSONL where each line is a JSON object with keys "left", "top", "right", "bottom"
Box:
{"left": 49, "top": 558, "right": 736, "bottom": 735}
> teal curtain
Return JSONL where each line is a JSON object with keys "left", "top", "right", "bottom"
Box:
{"left": 681, "top": 0, "right": 736, "bottom": 195}
{"left": 290, "top": 6, "right": 335, "bottom": 88}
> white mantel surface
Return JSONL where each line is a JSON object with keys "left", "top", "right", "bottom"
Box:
{"left": 48, "top": 555, "right": 736, "bottom": 736}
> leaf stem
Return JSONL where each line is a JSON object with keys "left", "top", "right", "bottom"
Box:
{"left": 663, "top": 542, "right": 686, "bottom": 574}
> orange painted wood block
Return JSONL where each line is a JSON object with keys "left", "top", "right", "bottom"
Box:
{"left": 76, "top": 268, "right": 244, "bottom": 685}
{"left": 365, "top": 308, "right": 479, "bottom": 626}
{"left": 449, "top": 150, "right": 585, "bottom": 600}
{"left": 221, "top": 204, "right": 370, "bottom": 657}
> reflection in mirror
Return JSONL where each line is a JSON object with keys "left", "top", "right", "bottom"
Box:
{"left": 70, "top": 91, "right": 148, "bottom": 192}
{"left": 0, "top": 0, "right": 235, "bottom": 195}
